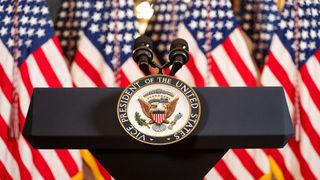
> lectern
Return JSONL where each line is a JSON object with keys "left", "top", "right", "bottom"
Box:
{"left": 23, "top": 87, "right": 293, "bottom": 180}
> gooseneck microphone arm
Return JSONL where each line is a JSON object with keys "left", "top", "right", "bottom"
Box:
{"left": 168, "top": 38, "right": 190, "bottom": 76}
{"left": 132, "top": 35, "right": 154, "bottom": 75}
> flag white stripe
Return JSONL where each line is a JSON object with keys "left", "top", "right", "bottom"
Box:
{"left": 121, "top": 58, "right": 144, "bottom": 83}
{"left": 305, "top": 55, "right": 320, "bottom": 90}
{"left": 68, "top": 149, "right": 83, "bottom": 171}
{"left": 229, "top": 29, "right": 257, "bottom": 77}
{"left": 41, "top": 39, "right": 72, "bottom": 87}
{"left": 26, "top": 55, "right": 48, "bottom": 88}
{"left": 204, "top": 167, "right": 223, "bottom": 180}
{"left": 77, "top": 32, "right": 116, "bottom": 87}
{"left": 222, "top": 150, "right": 254, "bottom": 180}
{"left": 270, "top": 35, "right": 296, "bottom": 84}
{"left": 300, "top": 81, "right": 320, "bottom": 137}
{"left": 39, "top": 150, "right": 70, "bottom": 179}
{"left": 281, "top": 145, "right": 302, "bottom": 179}
{"left": 0, "top": 40, "right": 13, "bottom": 82}
{"left": 299, "top": 127, "right": 320, "bottom": 177}
{"left": 0, "top": 138, "right": 21, "bottom": 180}
{"left": 71, "top": 62, "right": 97, "bottom": 87}
{"left": 0, "top": 89, "right": 11, "bottom": 123}
{"left": 211, "top": 46, "right": 246, "bottom": 86}
{"left": 246, "top": 149, "right": 270, "bottom": 173}
{"left": 176, "top": 66, "right": 196, "bottom": 86}
{"left": 178, "top": 24, "right": 208, "bottom": 81}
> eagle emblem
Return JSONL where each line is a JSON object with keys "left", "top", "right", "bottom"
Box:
{"left": 135, "top": 89, "right": 182, "bottom": 132}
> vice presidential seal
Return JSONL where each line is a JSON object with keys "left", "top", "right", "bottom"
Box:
{"left": 117, "top": 75, "right": 201, "bottom": 145}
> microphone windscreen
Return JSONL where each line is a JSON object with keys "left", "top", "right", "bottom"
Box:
{"left": 134, "top": 35, "right": 153, "bottom": 50}
{"left": 170, "top": 38, "right": 189, "bottom": 51}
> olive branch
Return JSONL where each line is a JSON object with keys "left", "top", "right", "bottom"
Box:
{"left": 135, "top": 112, "right": 150, "bottom": 128}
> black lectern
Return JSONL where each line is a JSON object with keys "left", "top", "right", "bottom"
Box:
{"left": 23, "top": 87, "right": 293, "bottom": 180}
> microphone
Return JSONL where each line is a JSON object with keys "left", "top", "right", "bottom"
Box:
{"left": 133, "top": 35, "right": 153, "bottom": 75}
{"left": 168, "top": 38, "right": 189, "bottom": 76}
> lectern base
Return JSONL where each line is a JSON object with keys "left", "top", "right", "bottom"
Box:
{"left": 91, "top": 150, "right": 227, "bottom": 180}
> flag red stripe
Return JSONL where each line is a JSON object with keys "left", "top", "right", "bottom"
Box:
{"left": 233, "top": 149, "right": 264, "bottom": 179}
{"left": 74, "top": 51, "right": 106, "bottom": 87}
{"left": 95, "top": 159, "right": 113, "bottom": 180}
{"left": 52, "top": 36, "right": 65, "bottom": 56}
{"left": 300, "top": 65, "right": 320, "bottom": 110}
{"left": 32, "top": 48, "right": 62, "bottom": 87}
{"left": 288, "top": 140, "right": 317, "bottom": 180}
{"left": 0, "top": 116, "right": 32, "bottom": 180}
{"left": 55, "top": 150, "right": 80, "bottom": 177}
{"left": 266, "top": 52, "right": 295, "bottom": 101}
{"left": 120, "top": 69, "right": 131, "bottom": 87}
{"left": 263, "top": 149, "right": 294, "bottom": 180}
{"left": 19, "top": 62, "right": 33, "bottom": 97}
{"left": 0, "top": 65, "right": 13, "bottom": 103}
{"left": 209, "top": 55, "right": 229, "bottom": 86}
{"left": 214, "top": 160, "right": 237, "bottom": 180}
{"left": 222, "top": 37, "right": 256, "bottom": 86}
{"left": 300, "top": 107, "right": 320, "bottom": 156}
{"left": 187, "top": 54, "right": 205, "bottom": 87}
{"left": 314, "top": 50, "right": 320, "bottom": 64}
{"left": 0, "top": 161, "right": 12, "bottom": 180}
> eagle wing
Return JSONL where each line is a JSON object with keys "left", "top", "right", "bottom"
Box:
{"left": 138, "top": 98, "right": 152, "bottom": 118}
{"left": 166, "top": 97, "right": 179, "bottom": 118}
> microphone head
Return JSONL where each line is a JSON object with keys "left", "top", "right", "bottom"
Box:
{"left": 134, "top": 35, "right": 153, "bottom": 50}
{"left": 170, "top": 38, "right": 189, "bottom": 51}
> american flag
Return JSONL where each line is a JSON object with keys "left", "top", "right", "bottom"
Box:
{"left": 55, "top": 0, "right": 93, "bottom": 62}
{"left": 0, "top": 0, "right": 82, "bottom": 179}
{"left": 146, "top": 0, "right": 269, "bottom": 179}
{"left": 261, "top": 0, "right": 320, "bottom": 179}
{"left": 71, "top": 0, "right": 143, "bottom": 88}
{"left": 237, "top": 0, "right": 280, "bottom": 69}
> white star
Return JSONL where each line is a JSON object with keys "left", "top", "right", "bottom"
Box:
{"left": 41, "top": 7, "right": 49, "bottom": 14}
{"left": 27, "top": 29, "right": 34, "bottom": 37}
{"left": 107, "top": 33, "right": 114, "bottom": 42}
{"left": 89, "top": 24, "right": 99, "bottom": 33}
{"left": 189, "top": 20, "right": 197, "bottom": 30}
{"left": 124, "top": 33, "right": 132, "bottom": 42}
{"left": 158, "top": 44, "right": 165, "bottom": 51}
{"left": 3, "top": 16, "right": 10, "bottom": 25}
{"left": 127, "top": 10, "right": 134, "bottom": 18}
{"left": 192, "top": 10, "right": 200, "bottom": 18}
{"left": 108, "top": 21, "right": 115, "bottom": 31}
{"left": 30, "top": 17, "right": 37, "bottom": 26}
{"left": 19, "top": 27, "right": 26, "bottom": 36}
{"left": 214, "top": 32, "right": 223, "bottom": 40}
{"left": 84, "top": 2, "right": 90, "bottom": 9}
{"left": 285, "top": 30, "right": 293, "bottom": 39}
{"left": 82, "top": 11, "right": 89, "bottom": 18}
{"left": 225, "top": 21, "right": 233, "bottom": 29}
{"left": 266, "top": 24, "right": 273, "bottom": 31}
{"left": 123, "top": 45, "right": 131, "bottom": 54}
{"left": 300, "top": 41, "right": 307, "bottom": 50}
{"left": 279, "top": 20, "right": 286, "bottom": 29}
{"left": 105, "top": 45, "right": 113, "bottom": 54}
{"left": 218, "top": 10, "right": 225, "bottom": 18}
{"left": 119, "top": 0, "right": 126, "bottom": 7}
{"left": 95, "top": 1, "right": 103, "bottom": 10}
{"left": 25, "top": 39, "right": 32, "bottom": 47}
{"left": 0, "top": 27, "right": 7, "bottom": 36}
{"left": 7, "top": 38, "right": 14, "bottom": 47}
{"left": 299, "top": 53, "right": 305, "bottom": 61}
{"left": 6, "top": 5, "right": 12, "bottom": 14}
{"left": 118, "top": 10, "right": 125, "bottom": 19}
{"left": 308, "top": 42, "right": 316, "bottom": 49}
{"left": 32, "top": 6, "right": 40, "bottom": 14}
{"left": 39, "top": 18, "right": 47, "bottom": 26}
{"left": 310, "top": 30, "right": 317, "bottom": 39}
{"left": 118, "top": 22, "right": 124, "bottom": 31}
{"left": 268, "top": 14, "right": 276, "bottom": 22}
{"left": 92, "top": 12, "right": 101, "bottom": 22}
{"left": 0, "top": 5, "right": 3, "bottom": 12}
{"left": 197, "top": 31, "right": 204, "bottom": 39}
{"left": 126, "top": 22, "right": 134, "bottom": 30}
{"left": 20, "top": 16, "right": 29, "bottom": 25}
{"left": 151, "top": 34, "right": 158, "bottom": 41}
{"left": 287, "top": 20, "right": 294, "bottom": 29}
{"left": 36, "top": 29, "right": 45, "bottom": 38}
{"left": 98, "top": 35, "right": 106, "bottom": 44}
{"left": 199, "top": 20, "right": 206, "bottom": 29}
{"left": 216, "top": 21, "right": 224, "bottom": 29}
